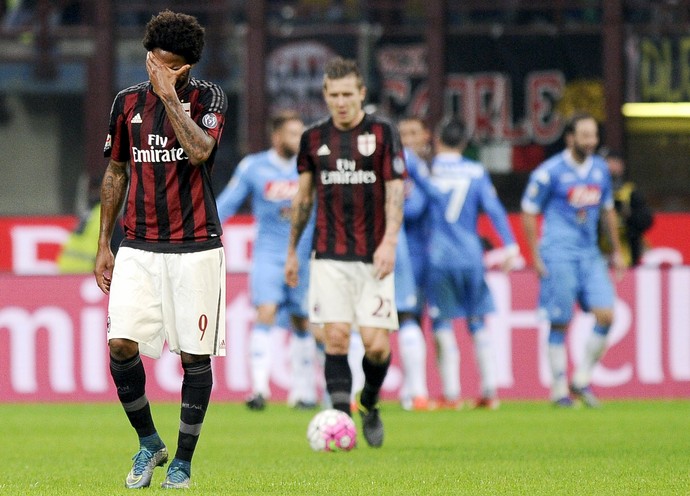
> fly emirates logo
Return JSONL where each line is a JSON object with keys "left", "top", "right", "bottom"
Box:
{"left": 131, "top": 135, "right": 188, "bottom": 164}
{"left": 320, "top": 158, "right": 377, "bottom": 185}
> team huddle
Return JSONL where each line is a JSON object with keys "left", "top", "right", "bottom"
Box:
{"left": 93, "top": 9, "right": 623, "bottom": 489}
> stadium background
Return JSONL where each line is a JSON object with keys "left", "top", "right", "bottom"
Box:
{"left": 0, "top": 0, "right": 689, "bottom": 403}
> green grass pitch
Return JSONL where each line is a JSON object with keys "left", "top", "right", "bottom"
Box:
{"left": 2, "top": 400, "right": 688, "bottom": 495}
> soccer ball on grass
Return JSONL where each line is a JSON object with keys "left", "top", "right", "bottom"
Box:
{"left": 306, "top": 409, "right": 357, "bottom": 452}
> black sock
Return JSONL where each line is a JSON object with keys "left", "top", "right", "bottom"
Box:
{"left": 109, "top": 353, "right": 157, "bottom": 439}
{"left": 175, "top": 358, "right": 213, "bottom": 463}
{"left": 325, "top": 353, "right": 352, "bottom": 415}
{"left": 360, "top": 354, "right": 391, "bottom": 410}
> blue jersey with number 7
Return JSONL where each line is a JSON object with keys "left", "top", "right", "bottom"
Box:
{"left": 407, "top": 152, "right": 516, "bottom": 268}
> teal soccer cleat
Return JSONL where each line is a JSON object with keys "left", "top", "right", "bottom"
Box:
{"left": 125, "top": 446, "right": 168, "bottom": 489}
{"left": 161, "top": 465, "right": 191, "bottom": 489}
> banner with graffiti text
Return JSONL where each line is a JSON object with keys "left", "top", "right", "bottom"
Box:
{"left": 375, "top": 34, "right": 602, "bottom": 173}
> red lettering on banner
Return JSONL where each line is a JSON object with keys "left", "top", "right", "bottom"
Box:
{"left": 376, "top": 43, "right": 567, "bottom": 146}
{"left": 527, "top": 71, "right": 565, "bottom": 145}
{"left": 381, "top": 78, "right": 411, "bottom": 110}
{"left": 446, "top": 75, "right": 473, "bottom": 130}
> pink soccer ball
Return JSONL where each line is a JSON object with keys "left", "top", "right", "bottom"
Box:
{"left": 306, "top": 409, "right": 357, "bottom": 452}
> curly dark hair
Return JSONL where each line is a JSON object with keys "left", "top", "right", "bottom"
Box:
{"left": 142, "top": 10, "right": 205, "bottom": 65}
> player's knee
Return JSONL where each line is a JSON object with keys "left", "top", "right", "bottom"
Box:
{"left": 593, "top": 308, "right": 614, "bottom": 328}
{"left": 255, "top": 305, "right": 277, "bottom": 325}
{"left": 365, "top": 347, "right": 390, "bottom": 364}
{"left": 364, "top": 335, "right": 390, "bottom": 362}
{"left": 324, "top": 325, "right": 350, "bottom": 354}
{"left": 108, "top": 338, "right": 139, "bottom": 361}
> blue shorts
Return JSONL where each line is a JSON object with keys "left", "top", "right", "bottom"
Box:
{"left": 425, "top": 263, "right": 494, "bottom": 321}
{"left": 250, "top": 253, "right": 309, "bottom": 318}
{"left": 407, "top": 231, "right": 428, "bottom": 311}
{"left": 395, "top": 230, "right": 419, "bottom": 313}
{"left": 539, "top": 255, "right": 614, "bottom": 325}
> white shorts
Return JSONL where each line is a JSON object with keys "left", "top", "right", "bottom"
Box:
{"left": 107, "top": 247, "right": 227, "bottom": 358}
{"left": 308, "top": 259, "right": 399, "bottom": 330}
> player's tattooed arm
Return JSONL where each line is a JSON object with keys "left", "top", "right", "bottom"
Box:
{"left": 288, "top": 172, "right": 315, "bottom": 252}
{"left": 146, "top": 51, "right": 215, "bottom": 166}
{"left": 372, "top": 178, "right": 404, "bottom": 279}
{"left": 98, "top": 159, "right": 128, "bottom": 247}
{"left": 94, "top": 159, "right": 127, "bottom": 294}
{"left": 161, "top": 97, "right": 216, "bottom": 166}
{"left": 382, "top": 178, "right": 404, "bottom": 246}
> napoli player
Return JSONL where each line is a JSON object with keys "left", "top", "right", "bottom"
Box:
{"left": 398, "top": 118, "right": 434, "bottom": 410}
{"left": 216, "top": 111, "right": 317, "bottom": 410}
{"left": 406, "top": 118, "right": 519, "bottom": 409}
{"left": 521, "top": 112, "right": 624, "bottom": 408}
{"left": 396, "top": 148, "right": 430, "bottom": 410}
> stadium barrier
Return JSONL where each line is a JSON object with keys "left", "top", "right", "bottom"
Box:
{"left": 0, "top": 215, "right": 688, "bottom": 402}
{"left": 1, "top": 267, "right": 689, "bottom": 402}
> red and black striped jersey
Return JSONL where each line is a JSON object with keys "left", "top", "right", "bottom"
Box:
{"left": 103, "top": 78, "right": 227, "bottom": 253}
{"left": 297, "top": 113, "right": 406, "bottom": 262}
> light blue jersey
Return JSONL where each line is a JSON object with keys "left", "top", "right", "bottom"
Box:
{"left": 395, "top": 224, "right": 418, "bottom": 313}
{"left": 408, "top": 152, "right": 517, "bottom": 321}
{"left": 521, "top": 150, "right": 615, "bottom": 324}
{"left": 412, "top": 152, "right": 516, "bottom": 269}
{"left": 402, "top": 150, "right": 431, "bottom": 299}
{"left": 521, "top": 150, "right": 614, "bottom": 262}
{"left": 216, "top": 149, "right": 313, "bottom": 314}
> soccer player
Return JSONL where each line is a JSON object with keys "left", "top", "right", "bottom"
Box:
{"left": 285, "top": 57, "right": 406, "bottom": 448}
{"left": 394, "top": 215, "right": 429, "bottom": 410}
{"left": 94, "top": 11, "right": 227, "bottom": 489}
{"left": 406, "top": 118, "right": 519, "bottom": 410}
{"left": 398, "top": 115, "right": 433, "bottom": 163}
{"left": 397, "top": 117, "right": 433, "bottom": 298}
{"left": 216, "top": 111, "right": 318, "bottom": 411}
{"left": 521, "top": 112, "right": 625, "bottom": 408}
{"left": 396, "top": 117, "right": 433, "bottom": 410}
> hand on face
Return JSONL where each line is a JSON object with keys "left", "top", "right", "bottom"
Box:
{"left": 146, "top": 50, "right": 190, "bottom": 99}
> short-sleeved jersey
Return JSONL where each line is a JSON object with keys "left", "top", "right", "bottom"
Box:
{"left": 297, "top": 113, "right": 406, "bottom": 263}
{"left": 410, "top": 152, "right": 517, "bottom": 268}
{"left": 521, "top": 150, "right": 614, "bottom": 262}
{"left": 104, "top": 78, "right": 227, "bottom": 253}
{"left": 216, "top": 149, "right": 313, "bottom": 262}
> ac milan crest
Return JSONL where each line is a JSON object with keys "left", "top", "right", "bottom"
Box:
{"left": 357, "top": 133, "right": 376, "bottom": 156}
